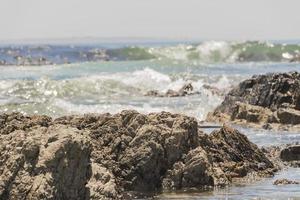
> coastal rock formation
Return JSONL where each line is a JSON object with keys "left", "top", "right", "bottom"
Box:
{"left": 207, "top": 72, "right": 300, "bottom": 130}
{"left": 0, "top": 111, "right": 276, "bottom": 199}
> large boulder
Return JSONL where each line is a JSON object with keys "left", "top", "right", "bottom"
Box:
{"left": 207, "top": 72, "right": 300, "bottom": 130}
{"left": 0, "top": 111, "right": 276, "bottom": 199}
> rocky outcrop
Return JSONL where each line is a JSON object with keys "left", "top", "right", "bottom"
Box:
{"left": 207, "top": 72, "right": 300, "bottom": 130}
{"left": 0, "top": 125, "right": 92, "bottom": 200}
{"left": 0, "top": 111, "right": 276, "bottom": 199}
{"left": 145, "top": 83, "right": 200, "bottom": 97}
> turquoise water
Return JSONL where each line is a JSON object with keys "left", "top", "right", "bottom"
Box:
{"left": 0, "top": 41, "right": 300, "bottom": 199}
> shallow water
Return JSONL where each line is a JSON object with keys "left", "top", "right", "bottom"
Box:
{"left": 157, "top": 168, "right": 300, "bottom": 200}
{"left": 1, "top": 41, "right": 300, "bottom": 199}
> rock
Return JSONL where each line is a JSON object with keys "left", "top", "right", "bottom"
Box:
{"left": 277, "top": 108, "right": 300, "bottom": 124}
{"left": 231, "top": 102, "right": 274, "bottom": 123}
{"left": 86, "top": 163, "right": 120, "bottom": 199}
{"left": 0, "top": 112, "right": 52, "bottom": 135}
{"left": 162, "top": 147, "right": 225, "bottom": 190}
{"left": 289, "top": 54, "right": 300, "bottom": 62}
{"left": 145, "top": 83, "right": 199, "bottom": 97}
{"left": 0, "top": 111, "right": 276, "bottom": 199}
{"left": 280, "top": 145, "right": 300, "bottom": 161}
{"left": 14, "top": 55, "right": 53, "bottom": 66}
{"left": 261, "top": 144, "right": 300, "bottom": 169}
{"left": 0, "top": 124, "right": 91, "bottom": 200}
{"left": 207, "top": 72, "right": 300, "bottom": 130}
{"left": 145, "top": 90, "right": 160, "bottom": 97}
{"left": 273, "top": 178, "right": 299, "bottom": 185}
{"left": 205, "top": 125, "right": 275, "bottom": 178}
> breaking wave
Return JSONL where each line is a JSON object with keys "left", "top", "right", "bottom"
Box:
{"left": 117, "top": 41, "right": 300, "bottom": 63}
{"left": 1, "top": 41, "right": 300, "bottom": 65}
{"left": 0, "top": 68, "right": 231, "bottom": 119}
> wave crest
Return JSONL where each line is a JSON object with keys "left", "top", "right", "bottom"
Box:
{"left": 1, "top": 41, "right": 300, "bottom": 65}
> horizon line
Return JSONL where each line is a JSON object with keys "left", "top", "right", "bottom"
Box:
{"left": 0, "top": 36, "right": 299, "bottom": 45}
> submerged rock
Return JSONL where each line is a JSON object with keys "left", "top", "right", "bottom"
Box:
{"left": 145, "top": 83, "right": 200, "bottom": 97}
{"left": 273, "top": 178, "right": 299, "bottom": 185}
{"left": 0, "top": 111, "right": 276, "bottom": 199}
{"left": 207, "top": 72, "right": 300, "bottom": 131}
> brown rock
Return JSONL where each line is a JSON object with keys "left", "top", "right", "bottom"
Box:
{"left": 0, "top": 111, "right": 277, "bottom": 199}
{"left": 0, "top": 125, "right": 91, "bottom": 200}
{"left": 277, "top": 108, "right": 300, "bottom": 124}
{"left": 273, "top": 178, "right": 299, "bottom": 185}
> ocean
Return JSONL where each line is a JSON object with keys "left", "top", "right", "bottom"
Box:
{"left": 0, "top": 40, "right": 300, "bottom": 199}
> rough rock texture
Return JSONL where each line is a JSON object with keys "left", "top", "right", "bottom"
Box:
{"left": 145, "top": 83, "right": 200, "bottom": 97}
{"left": 273, "top": 178, "right": 299, "bottom": 185}
{"left": 0, "top": 111, "right": 276, "bottom": 199}
{"left": 0, "top": 125, "right": 91, "bottom": 200}
{"left": 207, "top": 72, "right": 300, "bottom": 130}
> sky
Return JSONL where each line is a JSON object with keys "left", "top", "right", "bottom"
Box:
{"left": 1, "top": 0, "right": 300, "bottom": 41}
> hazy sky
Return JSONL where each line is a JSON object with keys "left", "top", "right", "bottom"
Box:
{"left": 1, "top": 0, "right": 300, "bottom": 41}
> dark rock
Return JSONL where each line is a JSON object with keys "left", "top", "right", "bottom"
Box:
{"left": 277, "top": 108, "right": 300, "bottom": 124}
{"left": 273, "top": 178, "right": 299, "bottom": 185}
{"left": 145, "top": 90, "right": 160, "bottom": 97}
{"left": 145, "top": 83, "right": 199, "bottom": 97}
{"left": 280, "top": 145, "right": 300, "bottom": 161}
{"left": 207, "top": 72, "right": 300, "bottom": 130}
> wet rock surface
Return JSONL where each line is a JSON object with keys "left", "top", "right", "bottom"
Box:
{"left": 207, "top": 72, "right": 300, "bottom": 131}
{"left": 145, "top": 83, "right": 200, "bottom": 97}
{"left": 280, "top": 145, "right": 300, "bottom": 162}
{"left": 0, "top": 111, "right": 276, "bottom": 199}
{"left": 261, "top": 144, "right": 300, "bottom": 168}
{"left": 273, "top": 178, "right": 299, "bottom": 185}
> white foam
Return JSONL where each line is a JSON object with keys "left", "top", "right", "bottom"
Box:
{"left": 148, "top": 44, "right": 190, "bottom": 60}
{"left": 211, "top": 75, "right": 232, "bottom": 90}
{"left": 282, "top": 52, "right": 294, "bottom": 60}
{"left": 196, "top": 41, "right": 233, "bottom": 62}
{"left": 53, "top": 98, "right": 172, "bottom": 115}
